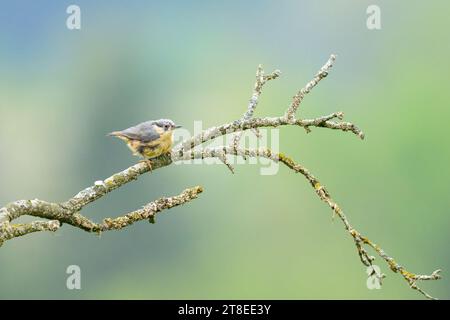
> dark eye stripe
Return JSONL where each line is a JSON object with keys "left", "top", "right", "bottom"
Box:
{"left": 154, "top": 121, "right": 173, "bottom": 128}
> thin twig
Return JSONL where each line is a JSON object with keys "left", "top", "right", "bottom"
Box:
{"left": 284, "top": 54, "right": 336, "bottom": 121}
{"left": 232, "top": 65, "right": 281, "bottom": 150}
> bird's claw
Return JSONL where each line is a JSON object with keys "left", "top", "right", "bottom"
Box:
{"left": 140, "top": 159, "right": 153, "bottom": 172}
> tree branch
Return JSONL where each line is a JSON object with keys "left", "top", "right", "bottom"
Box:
{"left": 0, "top": 55, "right": 441, "bottom": 299}
{"left": 176, "top": 112, "right": 364, "bottom": 154}
{"left": 173, "top": 146, "right": 442, "bottom": 299}
{"left": 0, "top": 186, "right": 203, "bottom": 244}
{"left": 0, "top": 220, "right": 60, "bottom": 243}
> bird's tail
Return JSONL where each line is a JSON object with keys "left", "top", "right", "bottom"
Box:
{"left": 107, "top": 131, "right": 129, "bottom": 141}
{"left": 108, "top": 131, "right": 123, "bottom": 137}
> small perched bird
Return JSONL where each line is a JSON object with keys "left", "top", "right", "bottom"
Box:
{"left": 108, "top": 119, "right": 181, "bottom": 169}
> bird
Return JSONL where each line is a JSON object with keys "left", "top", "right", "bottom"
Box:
{"left": 108, "top": 119, "right": 181, "bottom": 170}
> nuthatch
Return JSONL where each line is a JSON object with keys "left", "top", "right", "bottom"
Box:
{"left": 108, "top": 119, "right": 181, "bottom": 169}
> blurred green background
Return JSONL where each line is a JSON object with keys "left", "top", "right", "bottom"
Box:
{"left": 0, "top": 0, "right": 449, "bottom": 299}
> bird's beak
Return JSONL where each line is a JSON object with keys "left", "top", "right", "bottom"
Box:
{"left": 174, "top": 125, "right": 182, "bottom": 129}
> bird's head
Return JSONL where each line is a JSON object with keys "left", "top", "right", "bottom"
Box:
{"left": 154, "top": 119, "right": 182, "bottom": 132}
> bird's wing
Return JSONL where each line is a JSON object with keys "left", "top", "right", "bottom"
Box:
{"left": 119, "top": 121, "right": 160, "bottom": 142}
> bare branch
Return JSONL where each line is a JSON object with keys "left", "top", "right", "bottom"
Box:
{"left": 173, "top": 146, "right": 441, "bottom": 300}
{"left": 0, "top": 54, "right": 440, "bottom": 299}
{"left": 284, "top": 54, "right": 336, "bottom": 121}
{"left": 0, "top": 186, "right": 203, "bottom": 246}
{"left": 0, "top": 220, "right": 60, "bottom": 245}
{"left": 97, "top": 186, "right": 203, "bottom": 231}
{"left": 60, "top": 154, "right": 173, "bottom": 212}
{"left": 176, "top": 112, "right": 363, "bottom": 155}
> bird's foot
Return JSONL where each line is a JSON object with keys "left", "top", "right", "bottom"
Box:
{"left": 139, "top": 159, "right": 153, "bottom": 172}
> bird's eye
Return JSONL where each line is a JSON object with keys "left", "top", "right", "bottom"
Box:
{"left": 164, "top": 125, "right": 170, "bottom": 130}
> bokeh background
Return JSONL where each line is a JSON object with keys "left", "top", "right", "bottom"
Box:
{"left": 0, "top": 0, "right": 449, "bottom": 299}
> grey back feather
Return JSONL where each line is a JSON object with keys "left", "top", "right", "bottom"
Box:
{"left": 119, "top": 121, "right": 160, "bottom": 142}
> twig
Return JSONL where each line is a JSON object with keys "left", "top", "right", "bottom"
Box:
{"left": 232, "top": 65, "right": 281, "bottom": 150}
{"left": 284, "top": 54, "right": 336, "bottom": 121}
{"left": 97, "top": 186, "right": 203, "bottom": 231}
